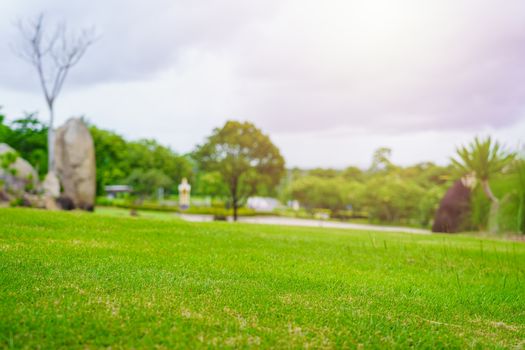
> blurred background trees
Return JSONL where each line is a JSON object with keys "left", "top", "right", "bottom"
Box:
{"left": 90, "top": 126, "right": 192, "bottom": 198}
{"left": 452, "top": 137, "right": 515, "bottom": 233}
{"left": 0, "top": 111, "right": 48, "bottom": 175}
{"left": 1, "top": 107, "right": 523, "bottom": 233}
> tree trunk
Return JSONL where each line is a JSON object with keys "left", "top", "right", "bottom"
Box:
{"left": 47, "top": 104, "right": 55, "bottom": 172}
{"left": 518, "top": 194, "right": 524, "bottom": 233}
{"left": 230, "top": 176, "right": 239, "bottom": 222}
{"left": 233, "top": 201, "right": 238, "bottom": 222}
{"left": 481, "top": 179, "right": 499, "bottom": 233}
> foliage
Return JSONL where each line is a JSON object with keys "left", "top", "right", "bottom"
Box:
{"left": 96, "top": 198, "right": 267, "bottom": 217}
{"left": 308, "top": 168, "right": 340, "bottom": 178}
{"left": 90, "top": 126, "right": 129, "bottom": 192}
{"left": 0, "top": 150, "right": 18, "bottom": 174}
{"left": 341, "top": 166, "right": 365, "bottom": 181}
{"left": 452, "top": 136, "right": 515, "bottom": 233}
{"left": 286, "top": 176, "right": 353, "bottom": 213}
{"left": 2, "top": 108, "right": 523, "bottom": 233}
{"left": 283, "top": 159, "right": 449, "bottom": 227}
{"left": 452, "top": 136, "right": 514, "bottom": 181}
{"left": 194, "top": 120, "right": 285, "bottom": 219}
{"left": 0, "top": 112, "right": 48, "bottom": 176}
{"left": 90, "top": 126, "right": 193, "bottom": 196}
{"left": 370, "top": 147, "right": 395, "bottom": 172}
{"left": 470, "top": 170, "right": 525, "bottom": 233}
{"left": 126, "top": 169, "right": 173, "bottom": 199}
{"left": 515, "top": 155, "right": 525, "bottom": 233}
{"left": 0, "top": 112, "right": 193, "bottom": 197}
{"left": 1, "top": 208, "right": 525, "bottom": 348}
{"left": 191, "top": 171, "right": 228, "bottom": 198}
{"left": 361, "top": 175, "right": 425, "bottom": 224}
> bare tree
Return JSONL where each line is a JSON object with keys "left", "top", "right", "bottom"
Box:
{"left": 13, "top": 13, "right": 96, "bottom": 172}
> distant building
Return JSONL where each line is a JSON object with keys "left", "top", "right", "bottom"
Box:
{"left": 105, "top": 185, "right": 132, "bottom": 199}
{"left": 247, "top": 197, "right": 280, "bottom": 212}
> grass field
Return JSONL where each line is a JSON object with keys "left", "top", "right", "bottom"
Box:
{"left": 95, "top": 206, "right": 182, "bottom": 221}
{"left": 1, "top": 208, "right": 524, "bottom": 349}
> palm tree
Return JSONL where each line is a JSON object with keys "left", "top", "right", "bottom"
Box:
{"left": 451, "top": 137, "right": 514, "bottom": 233}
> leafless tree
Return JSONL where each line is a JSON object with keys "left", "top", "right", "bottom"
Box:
{"left": 13, "top": 13, "right": 96, "bottom": 172}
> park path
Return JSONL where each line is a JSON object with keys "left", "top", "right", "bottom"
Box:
{"left": 178, "top": 214, "right": 430, "bottom": 235}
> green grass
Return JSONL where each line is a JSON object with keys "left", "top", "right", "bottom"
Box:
{"left": 0, "top": 208, "right": 524, "bottom": 349}
{"left": 95, "top": 206, "right": 181, "bottom": 220}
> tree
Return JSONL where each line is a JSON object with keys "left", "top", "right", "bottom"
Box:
{"left": 515, "top": 152, "right": 525, "bottom": 233}
{"left": 286, "top": 176, "right": 353, "bottom": 214}
{"left": 193, "top": 171, "right": 228, "bottom": 198}
{"left": 308, "top": 168, "right": 340, "bottom": 178}
{"left": 370, "top": 147, "right": 394, "bottom": 172}
{"left": 90, "top": 126, "right": 193, "bottom": 196}
{"left": 89, "top": 126, "right": 129, "bottom": 194}
{"left": 0, "top": 112, "right": 48, "bottom": 176}
{"left": 13, "top": 14, "right": 96, "bottom": 171}
{"left": 451, "top": 136, "right": 515, "bottom": 233}
{"left": 362, "top": 174, "right": 425, "bottom": 224}
{"left": 194, "top": 121, "right": 285, "bottom": 220}
{"left": 126, "top": 169, "right": 173, "bottom": 200}
{"left": 342, "top": 166, "right": 364, "bottom": 182}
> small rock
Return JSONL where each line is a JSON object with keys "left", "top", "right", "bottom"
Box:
{"left": 42, "top": 172, "right": 60, "bottom": 198}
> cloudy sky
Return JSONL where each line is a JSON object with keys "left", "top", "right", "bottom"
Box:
{"left": 1, "top": 0, "right": 524, "bottom": 168}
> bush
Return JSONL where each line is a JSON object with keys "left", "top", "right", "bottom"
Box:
{"left": 96, "top": 197, "right": 271, "bottom": 217}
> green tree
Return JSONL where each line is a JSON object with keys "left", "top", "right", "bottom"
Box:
{"left": 0, "top": 112, "right": 48, "bottom": 176}
{"left": 90, "top": 126, "right": 129, "bottom": 194}
{"left": 126, "top": 169, "right": 173, "bottom": 199}
{"left": 362, "top": 175, "right": 425, "bottom": 224}
{"left": 193, "top": 171, "right": 228, "bottom": 198}
{"left": 308, "top": 168, "right": 340, "bottom": 178}
{"left": 194, "top": 121, "right": 285, "bottom": 220}
{"left": 342, "top": 166, "right": 364, "bottom": 182}
{"left": 451, "top": 136, "right": 515, "bottom": 233}
{"left": 286, "top": 176, "right": 352, "bottom": 214}
{"left": 90, "top": 126, "right": 193, "bottom": 196}
{"left": 516, "top": 154, "right": 525, "bottom": 233}
{"left": 127, "top": 139, "right": 192, "bottom": 192}
{"left": 370, "top": 147, "right": 394, "bottom": 172}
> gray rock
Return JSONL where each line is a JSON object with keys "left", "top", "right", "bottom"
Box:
{"left": 0, "top": 143, "right": 39, "bottom": 195}
{"left": 54, "top": 118, "right": 96, "bottom": 211}
{"left": 42, "top": 171, "right": 60, "bottom": 198}
{"left": 42, "top": 171, "right": 61, "bottom": 210}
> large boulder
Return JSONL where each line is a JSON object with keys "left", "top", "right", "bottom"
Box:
{"left": 432, "top": 180, "right": 471, "bottom": 233}
{"left": 54, "top": 118, "right": 96, "bottom": 211}
{"left": 0, "top": 143, "right": 39, "bottom": 195}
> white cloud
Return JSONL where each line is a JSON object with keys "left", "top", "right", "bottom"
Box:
{"left": 1, "top": 0, "right": 524, "bottom": 168}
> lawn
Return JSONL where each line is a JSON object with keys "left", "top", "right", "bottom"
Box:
{"left": 0, "top": 208, "right": 524, "bottom": 349}
{"left": 95, "top": 206, "right": 182, "bottom": 221}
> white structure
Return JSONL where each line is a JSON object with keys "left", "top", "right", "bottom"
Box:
{"left": 105, "top": 185, "right": 132, "bottom": 199}
{"left": 247, "top": 197, "right": 280, "bottom": 212}
{"left": 288, "top": 200, "right": 300, "bottom": 211}
{"left": 178, "top": 178, "right": 191, "bottom": 209}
